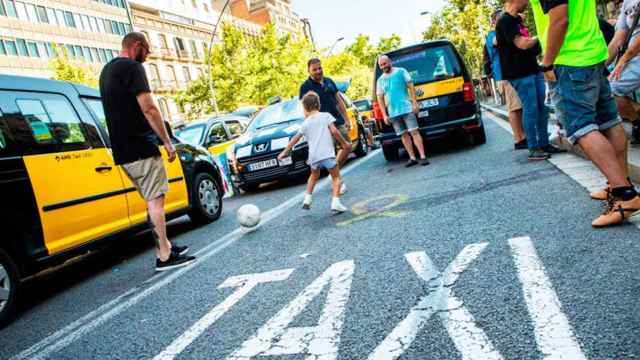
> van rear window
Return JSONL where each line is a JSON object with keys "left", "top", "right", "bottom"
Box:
{"left": 380, "top": 45, "right": 462, "bottom": 85}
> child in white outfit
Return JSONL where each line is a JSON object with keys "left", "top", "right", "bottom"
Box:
{"left": 278, "top": 91, "right": 352, "bottom": 213}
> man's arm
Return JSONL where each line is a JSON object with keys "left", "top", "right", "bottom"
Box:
{"left": 541, "top": 4, "right": 568, "bottom": 68}
{"left": 136, "top": 92, "right": 176, "bottom": 161}
{"left": 407, "top": 82, "right": 418, "bottom": 114}
{"left": 611, "top": 35, "right": 640, "bottom": 80}
{"left": 377, "top": 94, "right": 389, "bottom": 125}
{"left": 334, "top": 92, "right": 351, "bottom": 130}
{"left": 608, "top": 29, "right": 628, "bottom": 65}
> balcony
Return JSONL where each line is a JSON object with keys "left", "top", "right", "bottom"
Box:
{"left": 177, "top": 49, "right": 191, "bottom": 61}
{"left": 151, "top": 47, "right": 177, "bottom": 60}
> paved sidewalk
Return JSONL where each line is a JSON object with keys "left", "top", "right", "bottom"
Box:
{"left": 481, "top": 101, "right": 640, "bottom": 183}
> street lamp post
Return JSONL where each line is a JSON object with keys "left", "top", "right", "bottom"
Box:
{"left": 326, "top": 37, "right": 344, "bottom": 57}
{"left": 206, "top": 0, "right": 232, "bottom": 115}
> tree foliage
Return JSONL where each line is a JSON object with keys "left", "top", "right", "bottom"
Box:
{"left": 49, "top": 45, "right": 99, "bottom": 88}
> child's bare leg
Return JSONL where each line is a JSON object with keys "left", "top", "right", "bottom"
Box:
{"left": 327, "top": 167, "right": 341, "bottom": 198}
{"left": 307, "top": 169, "right": 321, "bottom": 194}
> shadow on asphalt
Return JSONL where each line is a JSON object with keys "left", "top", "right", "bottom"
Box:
{"left": 11, "top": 217, "right": 198, "bottom": 325}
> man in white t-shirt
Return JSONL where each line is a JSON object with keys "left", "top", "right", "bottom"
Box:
{"left": 279, "top": 91, "right": 352, "bottom": 214}
{"left": 376, "top": 55, "right": 429, "bottom": 167}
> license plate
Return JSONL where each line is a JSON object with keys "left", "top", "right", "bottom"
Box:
{"left": 420, "top": 98, "right": 439, "bottom": 108}
{"left": 248, "top": 159, "right": 278, "bottom": 171}
{"left": 418, "top": 110, "right": 429, "bottom": 118}
{"left": 278, "top": 157, "right": 292, "bottom": 166}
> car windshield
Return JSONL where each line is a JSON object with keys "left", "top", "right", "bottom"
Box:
{"left": 249, "top": 99, "right": 303, "bottom": 131}
{"left": 354, "top": 100, "right": 371, "bottom": 112}
{"left": 175, "top": 124, "right": 205, "bottom": 146}
{"left": 378, "top": 45, "right": 463, "bottom": 85}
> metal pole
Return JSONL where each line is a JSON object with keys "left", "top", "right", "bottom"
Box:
{"left": 207, "top": 0, "right": 232, "bottom": 115}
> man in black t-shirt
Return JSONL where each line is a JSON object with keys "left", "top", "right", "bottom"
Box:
{"left": 100, "top": 32, "right": 195, "bottom": 272}
{"left": 497, "top": 1, "right": 563, "bottom": 161}
{"left": 299, "top": 58, "right": 351, "bottom": 193}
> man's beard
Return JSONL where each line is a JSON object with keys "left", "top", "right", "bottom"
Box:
{"left": 382, "top": 66, "right": 391, "bottom": 73}
{"left": 135, "top": 49, "right": 145, "bottom": 63}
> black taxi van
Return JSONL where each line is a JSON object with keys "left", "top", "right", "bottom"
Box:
{"left": 372, "top": 40, "right": 486, "bottom": 161}
{"left": 0, "top": 75, "right": 224, "bottom": 326}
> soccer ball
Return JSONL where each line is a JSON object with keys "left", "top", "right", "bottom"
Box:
{"left": 237, "top": 204, "right": 261, "bottom": 229}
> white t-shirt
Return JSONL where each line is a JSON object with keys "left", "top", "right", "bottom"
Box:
{"left": 298, "top": 112, "right": 336, "bottom": 164}
{"left": 618, "top": 0, "right": 640, "bottom": 44}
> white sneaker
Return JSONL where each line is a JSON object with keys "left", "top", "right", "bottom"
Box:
{"left": 331, "top": 198, "right": 347, "bottom": 214}
{"left": 339, "top": 182, "right": 347, "bottom": 195}
{"left": 303, "top": 194, "right": 312, "bottom": 210}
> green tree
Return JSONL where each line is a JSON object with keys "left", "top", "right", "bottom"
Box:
{"left": 49, "top": 45, "right": 99, "bottom": 88}
{"left": 376, "top": 34, "right": 402, "bottom": 55}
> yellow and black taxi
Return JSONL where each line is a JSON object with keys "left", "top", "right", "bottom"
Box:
{"left": 174, "top": 115, "right": 249, "bottom": 157}
{"left": 0, "top": 75, "right": 224, "bottom": 326}
{"left": 227, "top": 97, "right": 368, "bottom": 192}
{"left": 372, "top": 40, "right": 486, "bottom": 161}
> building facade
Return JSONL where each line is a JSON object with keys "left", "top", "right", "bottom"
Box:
{"left": 230, "top": 0, "right": 305, "bottom": 40}
{"left": 129, "top": 0, "right": 264, "bottom": 123}
{"left": 0, "top": 0, "right": 130, "bottom": 78}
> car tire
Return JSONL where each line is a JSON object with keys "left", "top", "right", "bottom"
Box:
{"left": 382, "top": 144, "right": 399, "bottom": 161}
{"left": 468, "top": 124, "right": 487, "bottom": 146}
{"left": 188, "top": 172, "right": 223, "bottom": 225}
{"left": 0, "top": 248, "right": 19, "bottom": 328}
{"left": 354, "top": 127, "right": 369, "bottom": 158}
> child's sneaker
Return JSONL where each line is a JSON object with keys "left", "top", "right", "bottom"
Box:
{"left": 302, "top": 194, "right": 312, "bottom": 210}
{"left": 339, "top": 182, "right": 347, "bottom": 195}
{"left": 331, "top": 198, "right": 347, "bottom": 214}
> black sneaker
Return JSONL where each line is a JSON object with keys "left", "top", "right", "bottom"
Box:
{"left": 528, "top": 149, "right": 550, "bottom": 161}
{"left": 419, "top": 158, "right": 430, "bottom": 166}
{"left": 171, "top": 245, "right": 189, "bottom": 256}
{"left": 514, "top": 139, "right": 528, "bottom": 150}
{"left": 156, "top": 252, "right": 196, "bottom": 272}
{"left": 405, "top": 159, "right": 418, "bottom": 168}
{"left": 544, "top": 144, "right": 566, "bottom": 154}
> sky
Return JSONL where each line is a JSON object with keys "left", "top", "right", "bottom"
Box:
{"left": 291, "top": 0, "right": 446, "bottom": 51}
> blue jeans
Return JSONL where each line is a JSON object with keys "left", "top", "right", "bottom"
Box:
{"left": 549, "top": 62, "right": 622, "bottom": 144}
{"left": 510, "top": 73, "right": 550, "bottom": 149}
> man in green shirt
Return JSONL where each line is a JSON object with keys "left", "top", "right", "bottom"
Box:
{"left": 531, "top": 0, "right": 640, "bottom": 228}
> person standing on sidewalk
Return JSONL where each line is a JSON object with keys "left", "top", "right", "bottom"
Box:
{"left": 496, "top": 1, "right": 563, "bottom": 160}
{"left": 100, "top": 32, "right": 195, "bottom": 271}
{"left": 531, "top": 0, "right": 640, "bottom": 227}
{"left": 299, "top": 58, "right": 350, "bottom": 194}
{"left": 607, "top": 0, "right": 640, "bottom": 145}
{"left": 376, "top": 55, "right": 429, "bottom": 167}
{"left": 485, "top": 9, "right": 527, "bottom": 150}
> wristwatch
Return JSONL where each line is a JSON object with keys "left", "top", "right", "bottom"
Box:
{"left": 540, "top": 63, "right": 554, "bottom": 73}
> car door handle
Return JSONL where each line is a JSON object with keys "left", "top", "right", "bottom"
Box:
{"left": 95, "top": 165, "right": 113, "bottom": 172}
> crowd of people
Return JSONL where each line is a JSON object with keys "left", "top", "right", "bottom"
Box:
{"left": 484, "top": 0, "right": 640, "bottom": 228}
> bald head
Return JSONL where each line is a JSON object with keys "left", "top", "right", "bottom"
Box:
{"left": 378, "top": 55, "right": 392, "bottom": 74}
{"left": 121, "top": 32, "right": 150, "bottom": 63}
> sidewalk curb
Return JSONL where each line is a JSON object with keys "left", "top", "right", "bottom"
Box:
{"left": 481, "top": 103, "right": 640, "bottom": 183}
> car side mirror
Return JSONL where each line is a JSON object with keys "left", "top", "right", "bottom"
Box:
{"left": 207, "top": 134, "right": 224, "bottom": 145}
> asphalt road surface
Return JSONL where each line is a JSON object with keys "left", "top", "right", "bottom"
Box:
{"left": 2, "top": 112, "right": 639, "bottom": 359}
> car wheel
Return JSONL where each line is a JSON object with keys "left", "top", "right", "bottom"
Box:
{"left": 468, "top": 124, "right": 487, "bottom": 146}
{"left": 382, "top": 144, "right": 399, "bottom": 161}
{"left": 188, "top": 172, "right": 223, "bottom": 225}
{"left": 0, "top": 248, "right": 19, "bottom": 328}
{"left": 354, "top": 128, "right": 369, "bottom": 158}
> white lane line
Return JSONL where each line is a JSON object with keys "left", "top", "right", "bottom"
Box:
{"left": 509, "top": 237, "right": 587, "bottom": 360}
{"left": 369, "top": 243, "right": 502, "bottom": 360}
{"left": 227, "top": 260, "right": 355, "bottom": 360}
{"left": 12, "top": 150, "right": 380, "bottom": 360}
{"left": 154, "top": 268, "right": 295, "bottom": 360}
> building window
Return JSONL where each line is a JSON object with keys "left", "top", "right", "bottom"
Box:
{"left": 16, "top": 38, "right": 28, "bottom": 56}
{"left": 158, "top": 98, "right": 170, "bottom": 121}
{"left": 91, "top": 47, "right": 99, "bottom": 62}
{"left": 189, "top": 39, "right": 198, "bottom": 58}
{"left": 0, "top": 40, "right": 6, "bottom": 55}
{"left": 0, "top": 1, "right": 5, "bottom": 16}
{"left": 5, "top": 0, "right": 17, "bottom": 18}
{"left": 4, "top": 39, "right": 17, "bottom": 55}
{"left": 182, "top": 66, "right": 191, "bottom": 82}
{"left": 63, "top": 11, "right": 75, "bottom": 27}
{"left": 15, "top": 1, "right": 27, "bottom": 20}
{"left": 203, "top": 3, "right": 209, "bottom": 12}
{"left": 46, "top": 7, "right": 56, "bottom": 25}
{"left": 158, "top": 34, "right": 168, "bottom": 49}
{"left": 26, "top": 41, "right": 39, "bottom": 57}
{"left": 25, "top": 3, "right": 37, "bottom": 21}
{"left": 166, "top": 65, "right": 177, "bottom": 86}
{"left": 174, "top": 37, "right": 186, "bottom": 51}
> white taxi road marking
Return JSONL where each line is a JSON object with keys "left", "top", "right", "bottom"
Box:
{"left": 227, "top": 261, "right": 355, "bottom": 360}
{"left": 509, "top": 237, "right": 587, "bottom": 360}
{"left": 368, "top": 243, "right": 503, "bottom": 360}
{"left": 11, "top": 150, "right": 380, "bottom": 360}
{"left": 154, "top": 269, "right": 295, "bottom": 360}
